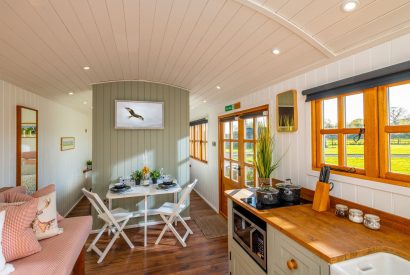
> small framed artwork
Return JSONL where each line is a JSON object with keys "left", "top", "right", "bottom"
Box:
{"left": 115, "top": 100, "right": 164, "bottom": 129}
{"left": 61, "top": 137, "right": 75, "bottom": 151}
{"left": 21, "top": 123, "right": 37, "bottom": 138}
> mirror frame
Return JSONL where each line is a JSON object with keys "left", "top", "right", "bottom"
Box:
{"left": 276, "top": 89, "right": 298, "bottom": 132}
{"left": 16, "top": 105, "right": 38, "bottom": 191}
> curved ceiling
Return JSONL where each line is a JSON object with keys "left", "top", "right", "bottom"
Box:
{"left": 0, "top": 0, "right": 409, "bottom": 112}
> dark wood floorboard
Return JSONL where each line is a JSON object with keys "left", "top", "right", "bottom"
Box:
{"left": 67, "top": 196, "right": 91, "bottom": 218}
{"left": 68, "top": 191, "right": 229, "bottom": 275}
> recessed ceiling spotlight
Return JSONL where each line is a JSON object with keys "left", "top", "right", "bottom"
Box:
{"left": 83, "top": 66, "right": 90, "bottom": 70}
{"left": 216, "top": 86, "right": 221, "bottom": 90}
{"left": 272, "top": 48, "right": 280, "bottom": 55}
{"left": 341, "top": 0, "right": 359, "bottom": 12}
{"left": 203, "top": 100, "right": 207, "bottom": 103}
{"left": 83, "top": 101, "right": 88, "bottom": 105}
{"left": 68, "top": 92, "right": 74, "bottom": 95}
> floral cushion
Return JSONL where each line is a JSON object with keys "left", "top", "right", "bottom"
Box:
{"left": 32, "top": 185, "right": 63, "bottom": 240}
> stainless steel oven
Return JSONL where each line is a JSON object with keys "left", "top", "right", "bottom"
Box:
{"left": 232, "top": 203, "right": 267, "bottom": 271}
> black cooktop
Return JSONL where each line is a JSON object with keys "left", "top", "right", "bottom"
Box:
{"left": 240, "top": 192, "right": 310, "bottom": 210}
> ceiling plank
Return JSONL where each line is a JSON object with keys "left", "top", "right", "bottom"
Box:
{"left": 145, "top": 0, "right": 174, "bottom": 80}
{"left": 88, "top": 0, "right": 124, "bottom": 80}
{"left": 151, "top": 0, "right": 191, "bottom": 82}
{"left": 49, "top": 0, "right": 110, "bottom": 81}
{"left": 106, "top": 0, "right": 132, "bottom": 79}
{"left": 123, "top": 0, "right": 140, "bottom": 78}
{"left": 138, "top": 0, "right": 157, "bottom": 80}
{"left": 5, "top": 0, "right": 93, "bottom": 84}
{"left": 179, "top": 6, "right": 258, "bottom": 87}
{"left": 165, "top": 0, "right": 227, "bottom": 84}
{"left": 158, "top": 0, "right": 209, "bottom": 83}
{"left": 172, "top": 0, "right": 242, "bottom": 85}
{"left": 234, "top": 0, "right": 335, "bottom": 57}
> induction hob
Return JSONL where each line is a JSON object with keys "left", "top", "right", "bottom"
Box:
{"left": 240, "top": 189, "right": 310, "bottom": 210}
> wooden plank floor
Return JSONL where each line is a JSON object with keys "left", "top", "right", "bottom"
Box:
{"left": 68, "top": 191, "right": 229, "bottom": 275}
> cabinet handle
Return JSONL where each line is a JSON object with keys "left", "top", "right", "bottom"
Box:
{"left": 287, "top": 259, "right": 298, "bottom": 270}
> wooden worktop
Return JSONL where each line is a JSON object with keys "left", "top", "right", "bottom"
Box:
{"left": 225, "top": 188, "right": 410, "bottom": 264}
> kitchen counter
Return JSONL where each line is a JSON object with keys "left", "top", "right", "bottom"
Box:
{"left": 225, "top": 188, "right": 410, "bottom": 264}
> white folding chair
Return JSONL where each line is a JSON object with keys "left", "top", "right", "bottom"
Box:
{"left": 82, "top": 188, "right": 134, "bottom": 263}
{"left": 155, "top": 179, "right": 198, "bottom": 247}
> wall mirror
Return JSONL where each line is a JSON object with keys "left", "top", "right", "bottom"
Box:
{"left": 276, "top": 89, "right": 298, "bottom": 132}
{"left": 17, "top": 106, "right": 38, "bottom": 193}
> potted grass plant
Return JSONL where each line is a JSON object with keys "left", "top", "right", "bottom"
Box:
{"left": 131, "top": 170, "right": 143, "bottom": 185}
{"left": 150, "top": 169, "right": 161, "bottom": 184}
{"left": 254, "top": 125, "right": 282, "bottom": 189}
{"left": 86, "top": 160, "right": 92, "bottom": 170}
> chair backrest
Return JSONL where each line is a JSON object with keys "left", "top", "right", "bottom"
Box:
{"left": 176, "top": 179, "right": 198, "bottom": 209}
{"left": 82, "top": 188, "right": 119, "bottom": 226}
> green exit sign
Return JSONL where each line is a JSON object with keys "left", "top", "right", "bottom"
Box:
{"left": 225, "top": 102, "right": 240, "bottom": 112}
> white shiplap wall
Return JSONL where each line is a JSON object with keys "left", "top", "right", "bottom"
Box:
{"left": 0, "top": 80, "right": 92, "bottom": 215}
{"left": 190, "top": 32, "right": 410, "bottom": 219}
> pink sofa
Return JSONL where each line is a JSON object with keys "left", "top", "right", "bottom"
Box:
{"left": 10, "top": 216, "right": 92, "bottom": 275}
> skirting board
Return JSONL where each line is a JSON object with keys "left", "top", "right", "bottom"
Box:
{"left": 90, "top": 217, "right": 192, "bottom": 234}
{"left": 193, "top": 189, "right": 218, "bottom": 213}
{"left": 64, "top": 194, "right": 84, "bottom": 217}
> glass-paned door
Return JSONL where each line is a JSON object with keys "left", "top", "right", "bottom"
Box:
{"left": 219, "top": 109, "right": 268, "bottom": 217}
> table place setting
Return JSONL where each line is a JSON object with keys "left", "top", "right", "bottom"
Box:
{"left": 109, "top": 182, "right": 131, "bottom": 193}
{"left": 105, "top": 166, "right": 182, "bottom": 247}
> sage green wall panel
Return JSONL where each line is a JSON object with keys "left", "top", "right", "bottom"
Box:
{"left": 92, "top": 81, "right": 190, "bottom": 228}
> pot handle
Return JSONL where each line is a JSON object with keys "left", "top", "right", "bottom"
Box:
{"left": 284, "top": 189, "right": 292, "bottom": 196}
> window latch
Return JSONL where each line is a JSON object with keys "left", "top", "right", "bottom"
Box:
{"left": 353, "top": 128, "right": 365, "bottom": 143}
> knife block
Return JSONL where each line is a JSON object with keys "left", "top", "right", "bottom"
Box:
{"left": 312, "top": 181, "right": 331, "bottom": 212}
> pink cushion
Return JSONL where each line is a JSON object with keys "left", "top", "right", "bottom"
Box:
{"left": 1, "top": 184, "right": 65, "bottom": 224}
{"left": 10, "top": 216, "right": 92, "bottom": 275}
{"left": 0, "top": 199, "right": 41, "bottom": 262}
{"left": 1, "top": 192, "right": 32, "bottom": 204}
{"left": 0, "top": 186, "right": 28, "bottom": 203}
{"left": 7, "top": 186, "right": 27, "bottom": 194}
{"left": 32, "top": 184, "right": 54, "bottom": 198}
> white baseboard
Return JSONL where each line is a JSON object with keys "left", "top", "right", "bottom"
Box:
{"left": 64, "top": 195, "right": 84, "bottom": 217}
{"left": 90, "top": 216, "right": 191, "bottom": 234}
{"left": 193, "top": 189, "right": 218, "bottom": 213}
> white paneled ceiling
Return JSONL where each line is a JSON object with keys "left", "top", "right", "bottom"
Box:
{"left": 0, "top": 0, "right": 409, "bottom": 112}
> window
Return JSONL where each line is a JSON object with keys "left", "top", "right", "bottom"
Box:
{"left": 189, "top": 122, "right": 208, "bottom": 163}
{"left": 312, "top": 80, "right": 410, "bottom": 185}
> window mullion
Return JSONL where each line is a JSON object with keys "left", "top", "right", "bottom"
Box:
{"left": 338, "top": 96, "right": 345, "bottom": 167}
{"left": 378, "top": 86, "right": 389, "bottom": 178}
{"left": 200, "top": 124, "right": 203, "bottom": 161}
{"left": 364, "top": 87, "right": 379, "bottom": 177}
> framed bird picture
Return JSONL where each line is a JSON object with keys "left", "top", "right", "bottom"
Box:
{"left": 115, "top": 100, "right": 164, "bottom": 130}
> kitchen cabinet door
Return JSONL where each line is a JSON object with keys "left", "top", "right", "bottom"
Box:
{"left": 267, "top": 225, "right": 329, "bottom": 275}
{"left": 230, "top": 241, "right": 266, "bottom": 275}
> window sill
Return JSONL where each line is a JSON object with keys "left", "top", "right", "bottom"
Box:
{"left": 312, "top": 167, "right": 410, "bottom": 188}
{"left": 190, "top": 157, "right": 208, "bottom": 164}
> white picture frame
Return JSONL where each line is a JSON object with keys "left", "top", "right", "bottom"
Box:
{"left": 115, "top": 100, "right": 164, "bottom": 130}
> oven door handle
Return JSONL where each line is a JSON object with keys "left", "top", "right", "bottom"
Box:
{"left": 249, "top": 227, "right": 256, "bottom": 249}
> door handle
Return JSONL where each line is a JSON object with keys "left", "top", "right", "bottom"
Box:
{"left": 237, "top": 165, "right": 241, "bottom": 176}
